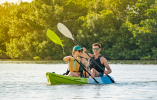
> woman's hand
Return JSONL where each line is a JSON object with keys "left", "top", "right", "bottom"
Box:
{"left": 72, "top": 55, "right": 76, "bottom": 60}
{"left": 82, "top": 47, "right": 87, "bottom": 53}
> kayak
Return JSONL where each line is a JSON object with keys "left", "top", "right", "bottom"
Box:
{"left": 46, "top": 72, "right": 115, "bottom": 84}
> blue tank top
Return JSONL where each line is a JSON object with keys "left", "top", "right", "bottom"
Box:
{"left": 88, "top": 55, "right": 105, "bottom": 72}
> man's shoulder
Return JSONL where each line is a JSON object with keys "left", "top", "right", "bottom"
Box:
{"left": 99, "top": 55, "right": 105, "bottom": 58}
{"left": 100, "top": 56, "right": 107, "bottom": 61}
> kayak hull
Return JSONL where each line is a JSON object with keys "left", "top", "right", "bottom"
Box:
{"left": 46, "top": 72, "right": 114, "bottom": 84}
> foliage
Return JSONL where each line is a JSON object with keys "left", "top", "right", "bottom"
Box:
{"left": 33, "top": 56, "right": 41, "bottom": 60}
{"left": 0, "top": 0, "right": 157, "bottom": 60}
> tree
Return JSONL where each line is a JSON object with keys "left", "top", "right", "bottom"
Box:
{"left": 152, "top": 47, "right": 157, "bottom": 60}
{"left": 76, "top": 10, "right": 120, "bottom": 58}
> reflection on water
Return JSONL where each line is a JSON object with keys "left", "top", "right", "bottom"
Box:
{"left": 0, "top": 59, "right": 157, "bottom": 64}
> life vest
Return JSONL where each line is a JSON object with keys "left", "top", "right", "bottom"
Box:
{"left": 89, "top": 55, "right": 105, "bottom": 72}
{"left": 69, "top": 57, "right": 84, "bottom": 72}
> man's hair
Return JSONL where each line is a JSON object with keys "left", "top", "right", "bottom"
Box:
{"left": 92, "top": 43, "right": 101, "bottom": 48}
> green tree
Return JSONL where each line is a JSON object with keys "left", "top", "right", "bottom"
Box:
{"left": 77, "top": 10, "right": 119, "bottom": 58}
{"left": 127, "top": 0, "right": 155, "bottom": 24}
{"left": 106, "top": 23, "right": 137, "bottom": 59}
{"left": 127, "top": 18, "right": 157, "bottom": 59}
{"left": 152, "top": 47, "right": 157, "bottom": 60}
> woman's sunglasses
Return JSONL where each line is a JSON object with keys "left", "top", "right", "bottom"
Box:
{"left": 93, "top": 48, "right": 99, "bottom": 50}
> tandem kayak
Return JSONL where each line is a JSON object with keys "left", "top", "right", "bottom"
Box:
{"left": 46, "top": 72, "right": 115, "bottom": 84}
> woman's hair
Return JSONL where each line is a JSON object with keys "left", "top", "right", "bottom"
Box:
{"left": 79, "top": 49, "right": 83, "bottom": 52}
{"left": 92, "top": 43, "right": 101, "bottom": 48}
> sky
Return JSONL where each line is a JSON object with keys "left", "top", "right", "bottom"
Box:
{"left": 0, "top": 0, "right": 33, "bottom": 4}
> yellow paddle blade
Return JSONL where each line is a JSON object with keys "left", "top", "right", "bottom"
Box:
{"left": 47, "top": 29, "right": 63, "bottom": 47}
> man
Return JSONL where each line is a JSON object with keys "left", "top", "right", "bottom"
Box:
{"left": 63, "top": 46, "right": 90, "bottom": 77}
{"left": 81, "top": 43, "right": 112, "bottom": 78}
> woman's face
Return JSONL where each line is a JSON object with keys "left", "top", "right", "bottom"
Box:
{"left": 72, "top": 50, "right": 80, "bottom": 56}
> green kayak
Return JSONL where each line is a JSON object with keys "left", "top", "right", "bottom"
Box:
{"left": 46, "top": 72, "right": 115, "bottom": 84}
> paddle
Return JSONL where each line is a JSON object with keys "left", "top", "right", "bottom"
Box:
{"left": 47, "top": 29, "right": 100, "bottom": 84}
{"left": 57, "top": 23, "right": 115, "bottom": 83}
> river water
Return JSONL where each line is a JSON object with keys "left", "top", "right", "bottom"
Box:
{"left": 0, "top": 60, "right": 157, "bottom": 100}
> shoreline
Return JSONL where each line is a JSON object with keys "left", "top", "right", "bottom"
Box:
{"left": 0, "top": 59, "right": 157, "bottom": 64}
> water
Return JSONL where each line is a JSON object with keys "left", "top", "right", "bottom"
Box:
{"left": 0, "top": 60, "right": 157, "bottom": 100}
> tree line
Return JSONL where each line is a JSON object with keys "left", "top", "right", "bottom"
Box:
{"left": 0, "top": 0, "right": 157, "bottom": 60}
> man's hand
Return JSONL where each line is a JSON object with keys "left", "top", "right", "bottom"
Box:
{"left": 104, "top": 70, "right": 108, "bottom": 75}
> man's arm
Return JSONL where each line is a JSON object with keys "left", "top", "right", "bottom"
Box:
{"left": 101, "top": 57, "right": 112, "bottom": 74}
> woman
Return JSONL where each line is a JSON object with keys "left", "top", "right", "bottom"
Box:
{"left": 63, "top": 46, "right": 90, "bottom": 77}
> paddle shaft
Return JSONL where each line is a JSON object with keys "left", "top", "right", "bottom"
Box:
{"left": 63, "top": 46, "right": 100, "bottom": 84}
{"left": 74, "top": 39, "right": 115, "bottom": 83}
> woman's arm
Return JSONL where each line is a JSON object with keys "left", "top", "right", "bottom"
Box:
{"left": 82, "top": 58, "right": 88, "bottom": 68}
{"left": 63, "top": 56, "right": 71, "bottom": 61}
{"left": 82, "top": 58, "right": 91, "bottom": 77}
{"left": 80, "top": 47, "right": 92, "bottom": 59}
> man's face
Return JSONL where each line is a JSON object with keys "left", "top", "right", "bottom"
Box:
{"left": 92, "top": 46, "right": 100, "bottom": 54}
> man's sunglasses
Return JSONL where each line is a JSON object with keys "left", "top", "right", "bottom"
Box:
{"left": 93, "top": 48, "right": 99, "bottom": 50}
